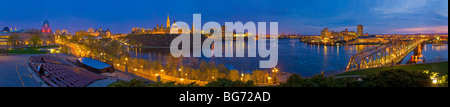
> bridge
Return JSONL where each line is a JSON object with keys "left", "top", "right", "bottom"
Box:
{"left": 345, "top": 38, "right": 429, "bottom": 72}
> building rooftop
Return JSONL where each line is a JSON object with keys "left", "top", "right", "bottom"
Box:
{"left": 77, "top": 57, "right": 111, "bottom": 69}
{"left": 0, "top": 32, "right": 11, "bottom": 36}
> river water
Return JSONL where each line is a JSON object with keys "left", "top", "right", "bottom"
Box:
{"left": 129, "top": 39, "right": 448, "bottom": 77}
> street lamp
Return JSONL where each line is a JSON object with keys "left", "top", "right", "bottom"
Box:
{"left": 431, "top": 77, "right": 439, "bottom": 84}
{"left": 179, "top": 68, "right": 182, "bottom": 78}
{"left": 272, "top": 68, "right": 279, "bottom": 83}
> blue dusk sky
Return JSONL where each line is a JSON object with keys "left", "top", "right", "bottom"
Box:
{"left": 0, "top": 0, "right": 448, "bottom": 35}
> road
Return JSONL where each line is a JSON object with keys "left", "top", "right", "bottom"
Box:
{"left": 0, "top": 55, "right": 40, "bottom": 87}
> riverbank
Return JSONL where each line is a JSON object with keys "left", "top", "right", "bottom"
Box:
{"left": 335, "top": 62, "right": 448, "bottom": 77}
{"left": 0, "top": 45, "right": 60, "bottom": 55}
{"left": 300, "top": 40, "right": 383, "bottom": 46}
{"left": 4, "top": 48, "right": 48, "bottom": 54}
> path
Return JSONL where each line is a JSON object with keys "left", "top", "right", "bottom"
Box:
{"left": 0, "top": 55, "right": 41, "bottom": 87}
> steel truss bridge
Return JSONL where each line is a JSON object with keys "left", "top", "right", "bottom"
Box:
{"left": 346, "top": 38, "right": 429, "bottom": 72}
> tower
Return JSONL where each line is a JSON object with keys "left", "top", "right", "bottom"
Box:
{"left": 166, "top": 14, "right": 171, "bottom": 28}
{"left": 357, "top": 25, "right": 363, "bottom": 37}
{"left": 41, "top": 20, "right": 52, "bottom": 33}
{"left": 192, "top": 23, "right": 195, "bottom": 33}
{"left": 321, "top": 28, "right": 330, "bottom": 38}
{"left": 173, "top": 19, "right": 177, "bottom": 27}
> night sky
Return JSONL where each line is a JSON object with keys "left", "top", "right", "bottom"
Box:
{"left": 0, "top": 0, "right": 447, "bottom": 35}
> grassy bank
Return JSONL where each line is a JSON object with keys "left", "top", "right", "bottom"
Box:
{"left": 336, "top": 62, "right": 448, "bottom": 76}
{"left": 25, "top": 45, "right": 60, "bottom": 49}
{"left": 7, "top": 48, "right": 48, "bottom": 54}
{"left": 2, "top": 45, "right": 59, "bottom": 54}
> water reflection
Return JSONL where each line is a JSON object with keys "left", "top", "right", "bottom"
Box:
{"left": 129, "top": 39, "right": 447, "bottom": 77}
{"left": 402, "top": 44, "right": 448, "bottom": 64}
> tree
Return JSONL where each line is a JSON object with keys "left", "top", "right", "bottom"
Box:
{"left": 107, "top": 78, "right": 147, "bottom": 87}
{"left": 7, "top": 34, "right": 22, "bottom": 48}
{"left": 217, "top": 63, "right": 229, "bottom": 74}
{"left": 205, "top": 78, "right": 255, "bottom": 87}
{"left": 251, "top": 70, "right": 267, "bottom": 83}
{"left": 106, "top": 40, "right": 121, "bottom": 56}
{"left": 70, "top": 35, "right": 80, "bottom": 42}
{"left": 228, "top": 70, "right": 240, "bottom": 81}
{"left": 59, "top": 35, "right": 68, "bottom": 43}
{"left": 281, "top": 73, "right": 304, "bottom": 87}
{"left": 86, "top": 35, "right": 95, "bottom": 44}
{"left": 47, "top": 34, "right": 55, "bottom": 44}
{"left": 29, "top": 34, "right": 42, "bottom": 47}
{"left": 165, "top": 62, "right": 177, "bottom": 77}
{"left": 362, "top": 69, "right": 431, "bottom": 87}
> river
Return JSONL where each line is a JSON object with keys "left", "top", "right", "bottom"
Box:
{"left": 128, "top": 39, "right": 448, "bottom": 77}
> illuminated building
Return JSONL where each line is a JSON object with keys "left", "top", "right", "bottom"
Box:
{"left": 2, "top": 27, "right": 10, "bottom": 32}
{"left": 320, "top": 28, "right": 330, "bottom": 38}
{"left": 94, "top": 28, "right": 111, "bottom": 36}
{"left": 41, "top": 20, "right": 52, "bottom": 34}
{"left": 166, "top": 14, "right": 171, "bottom": 28}
{"left": 78, "top": 28, "right": 111, "bottom": 37}
{"left": 131, "top": 27, "right": 141, "bottom": 33}
{"left": 318, "top": 25, "right": 364, "bottom": 43}
{"left": 357, "top": 25, "right": 363, "bottom": 36}
{"left": 340, "top": 28, "right": 358, "bottom": 41}
{"left": 87, "top": 28, "right": 94, "bottom": 35}
{"left": 131, "top": 14, "right": 191, "bottom": 34}
{"left": 61, "top": 29, "right": 68, "bottom": 35}
{"left": 54, "top": 29, "right": 61, "bottom": 35}
{"left": 0, "top": 32, "right": 10, "bottom": 46}
{"left": 356, "top": 35, "right": 389, "bottom": 44}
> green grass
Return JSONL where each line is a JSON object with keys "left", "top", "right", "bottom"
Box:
{"left": 25, "top": 45, "right": 60, "bottom": 49}
{"left": 3, "top": 45, "right": 59, "bottom": 54}
{"left": 7, "top": 48, "right": 48, "bottom": 54}
{"left": 336, "top": 62, "right": 448, "bottom": 76}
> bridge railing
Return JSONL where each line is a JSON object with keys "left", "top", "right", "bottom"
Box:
{"left": 345, "top": 38, "right": 428, "bottom": 72}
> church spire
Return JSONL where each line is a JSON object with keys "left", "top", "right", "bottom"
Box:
{"left": 166, "top": 14, "right": 170, "bottom": 28}
{"left": 192, "top": 23, "right": 195, "bottom": 33}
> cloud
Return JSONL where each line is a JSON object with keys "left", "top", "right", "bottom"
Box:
{"left": 435, "top": 0, "right": 448, "bottom": 17}
{"left": 372, "top": 0, "right": 428, "bottom": 15}
{"left": 371, "top": 0, "right": 448, "bottom": 18}
{"left": 393, "top": 25, "right": 448, "bottom": 33}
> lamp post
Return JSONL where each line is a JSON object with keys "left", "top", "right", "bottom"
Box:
{"left": 141, "top": 65, "right": 144, "bottom": 77}
{"left": 272, "top": 68, "right": 278, "bottom": 83}
{"left": 179, "top": 68, "right": 182, "bottom": 78}
{"left": 124, "top": 58, "right": 128, "bottom": 73}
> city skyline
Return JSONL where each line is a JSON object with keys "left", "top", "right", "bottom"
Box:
{"left": 0, "top": 0, "right": 448, "bottom": 35}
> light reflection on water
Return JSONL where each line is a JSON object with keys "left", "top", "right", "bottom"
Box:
{"left": 401, "top": 44, "right": 448, "bottom": 64}
{"left": 129, "top": 39, "right": 448, "bottom": 77}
